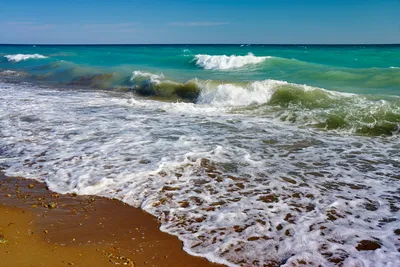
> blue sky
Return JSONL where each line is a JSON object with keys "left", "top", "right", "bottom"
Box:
{"left": 0, "top": 0, "right": 399, "bottom": 44}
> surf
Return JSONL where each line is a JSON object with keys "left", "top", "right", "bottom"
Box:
{"left": 194, "top": 53, "right": 270, "bottom": 70}
{"left": 4, "top": 54, "right": 48, "bottom": 62}
{"left": 0, "top": 80, "right": 399, "bottom": 267}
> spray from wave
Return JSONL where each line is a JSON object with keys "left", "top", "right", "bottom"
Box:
{"left": 4, "top": 54, "right": 48, "bottom": 62}
{"left": 194, "top": 53, "right": 270, "bottom": 70}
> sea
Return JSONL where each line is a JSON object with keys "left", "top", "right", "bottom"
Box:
{"left": 0, "top": 44, "right": 399, "bottom": 266}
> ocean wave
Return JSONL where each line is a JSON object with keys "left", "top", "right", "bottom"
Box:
{"left": 131, "top": 71, "right": 165, "bottom": 84}
{"left": 128, "top": 71, "right": 400, "bottom": 135}
{"left": 130, "top": 71, "right": 199, "bottom": 100}
{"left": 2, "top": 64, "right": 399, "bottom": 136}
{"left": 4, "top": 54, "right": 48, "bottom": 62}
{"left": 129, "top": 70, "right": 346, "bottom": 106}
{"left": 202, "top": 80, "right": 400, "bottom": 135}
{"left": 194, "top": 53, "right": 270, "bottom": 70}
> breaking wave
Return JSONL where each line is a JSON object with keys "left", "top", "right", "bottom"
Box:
{"left": 128, "top": 71, "right": 400, "bottom": 136}
{"left": 2, "top": 64, "right": 399, "bottom": 136}
{"left": 131, "top": 71, "right": 165, "bottom": 83}
{"left": 4, "top": 54, "right": 48, "bottom": 62}
{"left": 194, "top": 53, "right": 270, "bottom": 70}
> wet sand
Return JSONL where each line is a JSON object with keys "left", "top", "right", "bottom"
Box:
{"left": 0, "top": 172, "right": 221, "bottom": 267}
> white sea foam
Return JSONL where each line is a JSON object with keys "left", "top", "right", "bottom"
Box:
{"left": 389, "top": 66, "right": 399, "bottom": 69}
{"left": 131, "top": 70, "right": 165, "bottom": 84}
{"left": 4, "top": 54, "right": 48, "bottom": 62}
{"left": 197, "top": 79, "right": 349, "bottom": 107}
{"left": 0, "top": 82, "right": 399, "bottom": 266}
{"left": 194, "top": 53, "right": 270, "bottom": 70}
{"left": 197, "top": 80, "right": 286, "bottom": 106}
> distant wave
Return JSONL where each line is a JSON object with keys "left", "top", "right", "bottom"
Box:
{"left": 389, "top": 66, "right": 399, "bottom": 69}
{"left": 194, "top": 53, "right": 270, "bottom": 70}
{"left": 4, "top": 54, "right": 48, "bottom": 62}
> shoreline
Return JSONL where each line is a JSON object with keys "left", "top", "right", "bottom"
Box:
{"left": 0, "top": 172, "right": 221, "bottom": 267}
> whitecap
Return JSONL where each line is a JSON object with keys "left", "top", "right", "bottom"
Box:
{"left": 131, "top": 70, "right": 165, "bottom": 84}
{"left": 5, "top": 54, "right": 48, "bottom": 62}
{"left": 194, "top": 53, "right": 270, "bottom": 70}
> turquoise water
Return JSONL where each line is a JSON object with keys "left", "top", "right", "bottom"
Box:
{"left": 1, "top": 44, "right": 400, "bottom": 94}
{"left": 1, "top": 44, "right": 399, "bottom": 135}
{"left": 1, "top": 45, "right": 400, "bottom": 266}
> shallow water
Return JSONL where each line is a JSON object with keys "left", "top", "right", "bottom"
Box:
{"left": 0, "top": 45, "right": 399, "bottom": 266}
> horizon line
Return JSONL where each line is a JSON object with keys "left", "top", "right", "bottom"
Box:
{"left": 1, "top": 43, "right": 400, "bottom": 46}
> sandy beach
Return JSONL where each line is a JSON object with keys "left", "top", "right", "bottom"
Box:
{"left": 0, "top": 172, "right": 221, "bottom": 267}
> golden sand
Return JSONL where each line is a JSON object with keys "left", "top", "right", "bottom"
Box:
{"left": 0, "top": 173, "right": 220, "bottom": 267}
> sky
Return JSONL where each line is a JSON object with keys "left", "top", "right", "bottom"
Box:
{"left": 0, "top": 0, "right": 399, "bottom": 44}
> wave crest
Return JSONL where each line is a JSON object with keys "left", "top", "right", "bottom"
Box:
{"left": 198, "top": 80, "right": 287, "bottom": 106}
{"left": 128, "top": 71, "right": 400, "bottom": 136}
{"left": 5, "top": 54, "right": 48, "bottom": 62}
{"left": 131, "top": 71, "right": 165, "bottom": 84}
{"left": 194, "top": 53, "right": 269, "bottom": 70}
